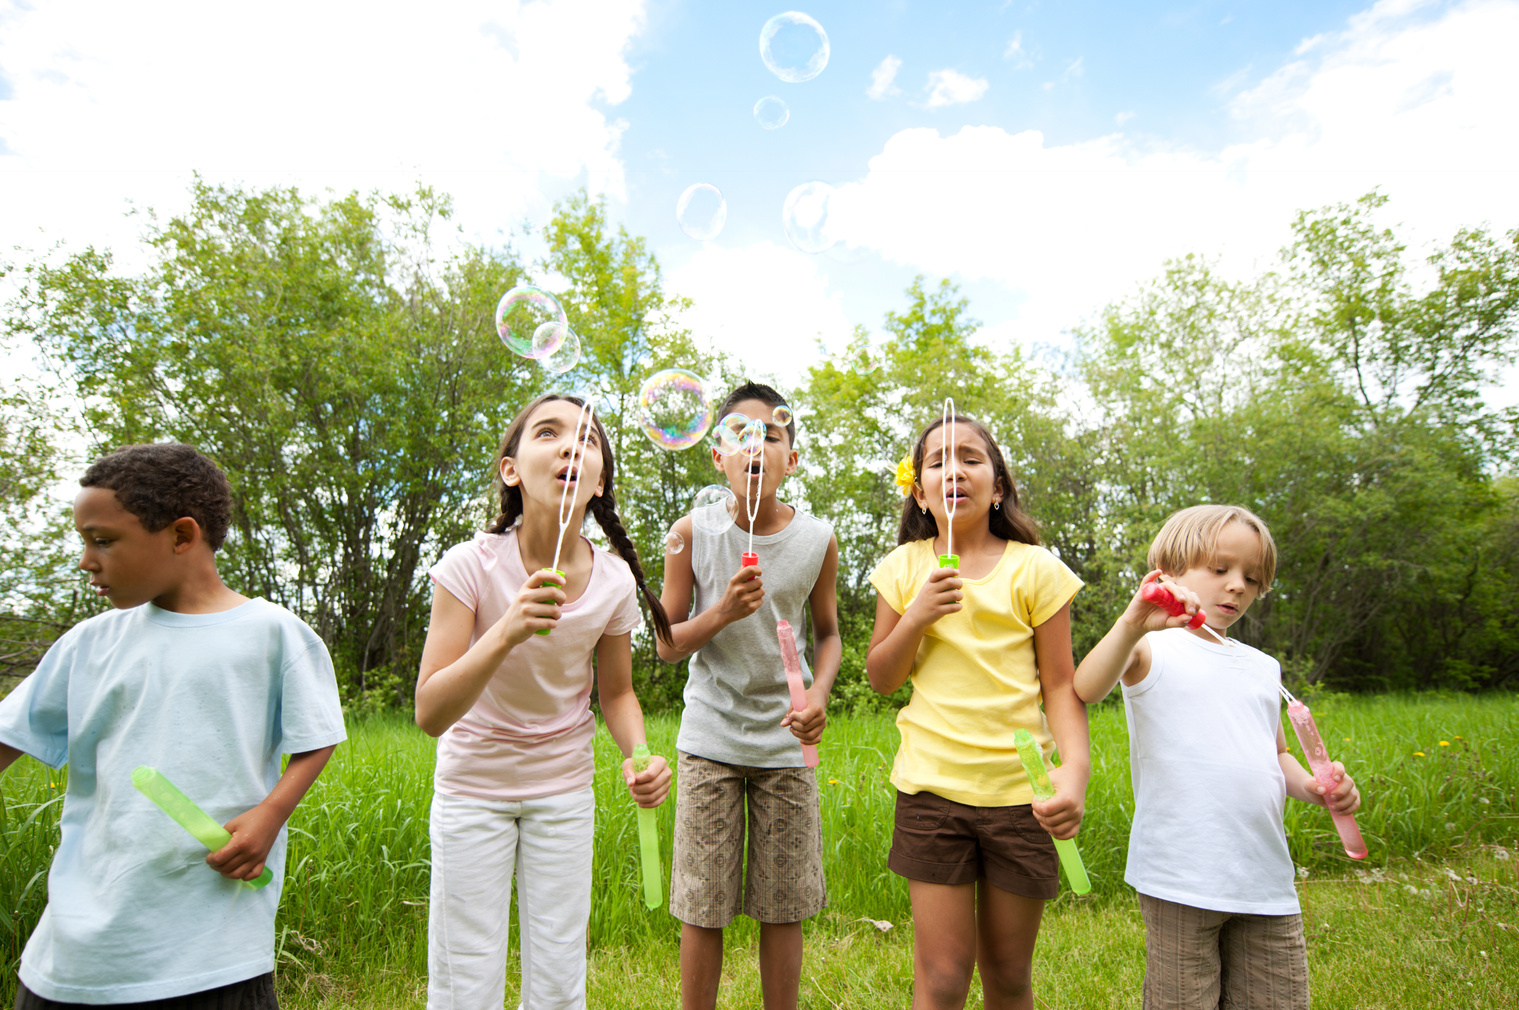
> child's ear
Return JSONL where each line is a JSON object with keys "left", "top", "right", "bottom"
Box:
{"left": 170, "top": 517, "right": 202, "bottom": 554}
{"left": 499, "top": 456, "right": 520, "bottom": 487}
{"left": 784, "top": 448, "right": 799, "bottom": 475}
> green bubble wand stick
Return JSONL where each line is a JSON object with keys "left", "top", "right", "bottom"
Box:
{"left": 1012, "top": 729, "right": 1091, "bottom": 895}
{"left": 537, "top": 398, "right": 595, "bottom": 635}
{"left": 630, "top": 744, "right": 663, "bottom": 909}
{"left": 938, "top": 398, "right": 959, "bottom": 570}
{"left": 131, "top": 766, "right": 272, "bottom": 889}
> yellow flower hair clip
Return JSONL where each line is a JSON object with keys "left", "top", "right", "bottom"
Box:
{"left": 894, "top": 453, "right": 916, "bottom": 495}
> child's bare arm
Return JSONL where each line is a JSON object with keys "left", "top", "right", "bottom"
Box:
{"left": 208, "top": 745, "right": 337, "bottom": 882}
{"left": 0, "top": 744, "right": 21, "bottom": 777}
{"left": 782, "top": 537, "right": 842, "bottom": 745}
{"left": 866, "top": 569, "right": 963, "bottom": 694}
{"left": 1033, "top": 602, "right": 1090, "bottom": 841}
{"left": 1277, "top": 724, "right": 1361, "bottom": 814}
{"left": 655, "top": 515, "right": 764, "bottom": 663}
{"left": 1074, "top": 571, "right": 1200, "bottom": 702}
{"left": 596, "top": 633, "right": 671, "bottom": 809}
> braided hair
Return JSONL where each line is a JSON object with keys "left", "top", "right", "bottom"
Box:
{"left": 488, "top": 394, "right": 674, "bottom": 647}
{"left": 897, "top": 413, "right": 1040, "bottom": 547}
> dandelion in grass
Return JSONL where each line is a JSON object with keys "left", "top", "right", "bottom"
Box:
{"left": 1413, "top": 751, "right": 1426, "bottom": 757}
{"left": 1439, "top": 740, "right": 1450, "bottom": 747}
{"left": 827, "top": 778, "right": 840, "bottom": 785}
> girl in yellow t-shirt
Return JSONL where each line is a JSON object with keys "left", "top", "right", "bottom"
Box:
{"left": 866, "top": 411, "right": 1087, "bottom": 1010}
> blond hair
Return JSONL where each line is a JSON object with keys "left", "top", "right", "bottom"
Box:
{"left": 1148, "top": 504, "right": 1277, "bottom": 594}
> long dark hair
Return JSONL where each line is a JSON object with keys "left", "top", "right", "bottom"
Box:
{"left": 897, "top": 414, "right": 1041, "bottom": 547}
{"left": 488, "top": 394, "right": 674, "bottom": 647}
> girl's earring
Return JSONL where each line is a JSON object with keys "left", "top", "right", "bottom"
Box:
{"left": 920, "top": 506, "right": 927, "bottom": 514}
{"left": 994, "top": 500, "right": 1001, "bottom": 510}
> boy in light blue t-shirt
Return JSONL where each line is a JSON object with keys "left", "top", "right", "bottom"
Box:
{"left": 0, "top": 443, "right": 346, "bottom": 1009}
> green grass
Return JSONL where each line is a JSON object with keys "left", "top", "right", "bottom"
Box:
{"left": 1, "top": 693, "right": 1515, "bottom": 1007}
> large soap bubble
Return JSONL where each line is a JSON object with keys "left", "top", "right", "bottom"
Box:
{"left": 771, "top": 404, "right": 793, "bottom": 427}
{"left": 691, "top": 485, "right": 738, "bottom": 535}
{"left": 677, "top": 184, "right": 727, "bottom": 241}
{"left": 496, "top": 285, "right": 567, "bottom": 358}
{"left": 537, "top": 324, "right": 581, "bottom": 375}
{"left": 714, "top": 412, "right": 765, "bottom": 457}
{"left": 637, "top": 369, "right": 713, "bottom": 450}
{"left": 754, "top": 95, "right": 790, "bottom": 130}
{"left": 760, "top": 12, "right": 829, "bottom": 83}
{"left": 782, "top": 181, "right": 837, "bottom": 254}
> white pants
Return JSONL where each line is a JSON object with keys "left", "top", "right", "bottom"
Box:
{"left": 427, "top": 787, "right": 595, "bottom": 1010}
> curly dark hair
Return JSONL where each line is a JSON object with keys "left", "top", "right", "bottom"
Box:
{"left": 80, "top": 443, "right": 233, "bottom": 551}
{"left": 716, "top": 381, "right": 797, "bottom": 446}
{"left": 488, "top": 394, "right": 674, "bottom": 647}
{"left": 897, "top": 414, "right": 1040, "bottom": 547}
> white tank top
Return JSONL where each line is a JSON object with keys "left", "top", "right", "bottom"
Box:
{"left": 1121, "top": 628, "right": 1299, "bottom": 914}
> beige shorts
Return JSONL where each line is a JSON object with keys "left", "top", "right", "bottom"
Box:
{"left": 1139, "top": 893, "right": 1309, "bottom": 1010}
{"left": 669, "top": 751, "right": 827, "bottom": 928}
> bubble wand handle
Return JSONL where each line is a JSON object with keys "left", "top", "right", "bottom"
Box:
{"left": 1011, "top": 730, "right": 1091, "bottom": 895}
{"left": 1139, "top": 582, "right": 1233, "bottom": 647}
{"left": 131, "top": 767, "right": 273, "bottom": 889}
{"left": 1284, "top": 700, "right": 1368, "bottom": 859}
{"left": 630, "top": 744, "right": 664, "bottom": 909}
{"left": 775, "top": 620, "right": 820, "bottom": 768}
{"left": 743, "top": 437, "right": 765, "bottom": 567}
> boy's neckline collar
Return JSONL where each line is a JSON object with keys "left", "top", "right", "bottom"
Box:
{"left": 141, "top": 598, "right": 263, "bottom": 626}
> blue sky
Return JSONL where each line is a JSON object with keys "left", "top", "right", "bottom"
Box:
{"left": 2, "top": 0, "right": 1516, "bottom": 382}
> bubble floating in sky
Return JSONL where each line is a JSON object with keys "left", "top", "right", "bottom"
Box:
{"left": 677, "top": 183, "right": 728, "bottom": 241}
{"left": 637, "top": 369, "right": 713, "bottom": 451}
{"left": 739, "top": 418, "right": 767, "bottom": 458}
{"left": 714, "top": 412, "right": 764, "bottom": 457}
{"left": 496, "top": 285, "right": 567, "bottom": 358}
{"left": 759, "top": 12, "right": 829, "bottom": 83}
{"left": 691, "top": 485, "right": 738, "bottom": 535}
{"left": 782, "top": 181, "right": 837, "bottom": 254}
{"left": 771, "top": 404, "right": 793, "bottom": 427}
{"left": 537, "top": 323, "right": 581, "bottom": 375}
{"left": 665, "top": 528, "right": 685, "bottom": 555}
{"left": 754, "top": 95, "right": 790, "bottom": 130}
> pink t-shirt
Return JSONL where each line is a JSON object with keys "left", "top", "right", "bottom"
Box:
{"left": 428, "top": 529, "right": 643, "bottom": 801}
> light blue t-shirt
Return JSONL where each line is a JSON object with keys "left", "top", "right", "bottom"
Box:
{"left": 0, "top": 598, "right": 347, "bottom": 1003}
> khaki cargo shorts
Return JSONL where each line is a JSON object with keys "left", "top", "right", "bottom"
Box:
{"left": 669, "top": 751, "right": 827, "bottom": 928}
{"left": 1139, "top": 893, "right": 1309, "bottom": 1010}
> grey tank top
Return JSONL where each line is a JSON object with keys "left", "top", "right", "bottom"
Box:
{"left": 677, "top": 504, "right": 834, "bottom": 767}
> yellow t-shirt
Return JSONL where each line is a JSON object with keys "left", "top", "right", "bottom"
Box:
{"left": 869, "top": 538, "right": 1083, "bottom": 807}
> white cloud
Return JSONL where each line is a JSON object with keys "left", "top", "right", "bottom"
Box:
{"left": 920, "top": 69, "right": 990, "bottom": 109}
{"left": 868, "top": 55, "right": 903, "bottom": 100}
{"left": 1003, "top": 31, "right": 1033, "bottom": 69}
{"left": 665, "top": 242, "right": 856, "bottom": 385}
{"left": 824, "top": 0, "right": 1519, "bottom": 348}
{"left": 1114, "top": 110, "right": 1137, "bottom": 125}
{"left": 0, "top": 0, "right": 646, "bottom": 262}
{"left": 1063, "top": 57, "right": 1085, "bottom": 80}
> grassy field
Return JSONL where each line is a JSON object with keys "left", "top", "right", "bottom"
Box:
{"left": 1, "top": 692, "right": 1515, "bottom": 1007}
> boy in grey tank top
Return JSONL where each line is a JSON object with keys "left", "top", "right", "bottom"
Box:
{"left": 657, "top": 382, "right": 841, "bottom": 1010}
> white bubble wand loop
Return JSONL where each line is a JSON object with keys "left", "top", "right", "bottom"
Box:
{"left": 745, "top": 430, "right": 765, "bottom": 559}
{"left": 551, "top": 399, "right": 595, "bottom": 575}
{"left": 940, "top": 398, "right": 959, "bottom": 567}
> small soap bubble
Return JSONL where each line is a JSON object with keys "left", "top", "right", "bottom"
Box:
{"left": 665, "top": 528, "right": 685, "bottom": 555}
{"left": 771, "top": 404, "right": 793, "bottom": 427}
{"left": 637, "top": 369, "right": 713, "bottom": 450}
{"left": 782, "top": 181, "right": 837, "bottom": 254}
{"left": 496, "top": 285, "right": 567, "bottom": 358}
{"left": 714, "top": 412, "right": 752, "bottom": 457}
{"left": 759, "top": 11, "right": 829, "bottom": 83}
{"left": 739, "top": 418, "right": 767, "bottom": 458}
{"left": 754, "top": 95, "right": 790, "bottom": 129}
{"left": 537, "top": 324, "right": 581, "bottom": 375}
{"left": 677, "top": 183, "right": 727, "bottom": 241}
{"left": 691, "top": 485, "right": 738, "bottom": 535}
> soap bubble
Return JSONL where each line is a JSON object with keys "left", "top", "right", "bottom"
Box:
{"left": 665, "top": 528, "right": 685, "bottom": 555}
{"left": 692, "top": 484, "right": 738, "bottom": 535}
{"left": 754, "top": 95, "right": 790, "bottom": 129}
{"left": 782, "top": 181, "right": 837, "bottom": 254}
{"left": 760, "top": 12, "right": 829, "bottom": 83}
{"left": 714, "top": 412, "right": 765, "bottom": 457}
{"left": 677, "top": 184, "right": 727, "bottom": 241}
{"left": 496, "top": 285, "right": 567, "bottom": 358}
{"left": 771, "top": 404, "right": 793, "bottom": 427}
{"left": 536, "top": 324, "right": 581, "bottom": 374}
{"left": 637, "top": 369, "right": 713, "bottom": 450}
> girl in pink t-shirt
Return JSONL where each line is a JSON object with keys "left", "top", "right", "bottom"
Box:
{"left": 415, "top": 394, "right": 674, "bottom": 1010}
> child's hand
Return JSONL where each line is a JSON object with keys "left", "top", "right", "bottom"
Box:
{"left": 1317, "top": 761, "right": 1361, "bottom": 815}
{"left": 781, "top": 686, "right": 828, "bottom": 746}
{"left": 1031, "top": 764, "right": 1086, "bottom": 841}
{"left": 500, "top": 569, "right": 568, "bottom": 645}
{"left": 717, "top": 564, "right": 765, "bottom": 623}
{"left": 622, "top": 753, "right": 671, "bottom": 809}
{"left": 208, "top": 802, "right": 283, "bottom": 882}
{"left": 904, "top": 567, "right": 962, "bottom": 629}
{"left": 1126, "top": 570, "right": 1201, "bottom": 632}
